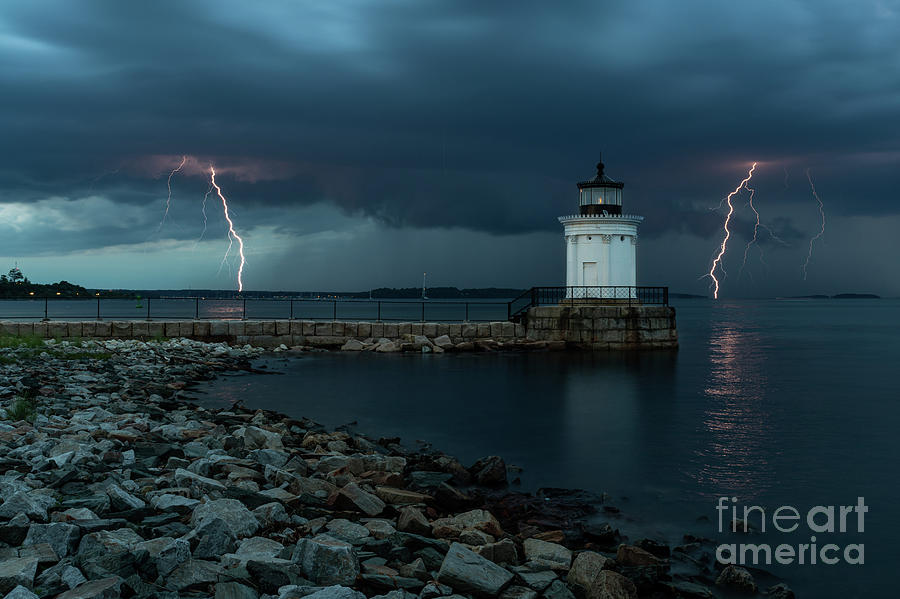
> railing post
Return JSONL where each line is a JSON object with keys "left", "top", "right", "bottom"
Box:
{"left": 44, "top": 297, "right": 48, "bottom": 321}
{"left": 96, "top": 297, "right": 100, "bottom": 321}
{"left": 333, "top": 300, "right": 337, "bottom": 321}
{"left": 242, "top": 298, "right": 246, "bottom": 320}
{"left": 421, "top": 301, "right": 425, "bottom": 323}
{"left": 147, "top": 297, "right": 151, "bottom": 321}
{"left": 290, "top": 299, "right": 294, "bottom": 320}
{"left": 465, "top": 302, "right": 469, "bottom": 322}
{"left": 377, "top": 301, "right": 381, "bottom": 322}
{"left": 195, "top": 297, "right": 200, "bottom": 320}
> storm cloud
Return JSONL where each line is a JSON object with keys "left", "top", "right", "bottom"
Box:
{"left": 0, "top": 1, "right": 898, "bottom": 295}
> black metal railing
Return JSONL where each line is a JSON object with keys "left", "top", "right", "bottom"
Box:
{"left": 507, "top": 286, "right": 668, "bottom": 320}
{"left": 0, "top": 297, "right": 511, "bottom": 323}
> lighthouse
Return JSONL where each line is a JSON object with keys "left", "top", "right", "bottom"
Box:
{"left": 559, "top": 158, "right": 643, "bottom": 298}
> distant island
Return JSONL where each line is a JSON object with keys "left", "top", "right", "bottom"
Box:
{"left": 785, "top": 293, "right": 881, "bottom": 299}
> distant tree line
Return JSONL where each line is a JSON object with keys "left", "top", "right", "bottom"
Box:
{"left": 0, "top": 267, "right": 94, "bottom": 299}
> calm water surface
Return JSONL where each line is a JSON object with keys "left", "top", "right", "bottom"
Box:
{"left": 193, "top": 299, "right": 899, "bottom": 597}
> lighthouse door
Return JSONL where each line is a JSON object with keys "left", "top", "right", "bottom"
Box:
{"left": 582, "top": 262, "right": 598, "bottom": 288}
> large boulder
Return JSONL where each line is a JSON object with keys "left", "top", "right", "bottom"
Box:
{"left": 235, "top": 426, "right": 284, "bottom": 450}
{"left": 0, "top": 491, "right": 56, "bottom": 521}
{"left": 567, "top": 551, "right": 612, "bottom": 597}
{"left": 436, "top": 542, "right": 514, "bottom": 596}
{"left": 335, "top": 482, "right": 385, "bottom": 516}
{"left": 292, "top": 534, "right": 360, "bottom": 586}
{"left": 469, "top": 456, "right": 507, "bottom": 487}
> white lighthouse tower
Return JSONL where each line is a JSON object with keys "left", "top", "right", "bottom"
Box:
{"left": 559, "top": 157, "right": 643, "bottom": 298}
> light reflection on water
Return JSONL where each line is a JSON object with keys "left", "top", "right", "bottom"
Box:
{"left": 692, "top": 315, "right": 776, "bottom": 501}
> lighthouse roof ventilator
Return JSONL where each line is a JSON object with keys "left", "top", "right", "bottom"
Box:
{"left": 559, "top": 158, "right": 643, "bottom": 298}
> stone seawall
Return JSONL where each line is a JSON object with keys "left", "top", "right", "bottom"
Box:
{"left": 0, "top": 320, "right": 526, "bottom": 349}
{"left": 0, "top": 306, "right": 676, "bottom": 350}
{"left": 524, "top": 305, "right": 678, "bottom": 349}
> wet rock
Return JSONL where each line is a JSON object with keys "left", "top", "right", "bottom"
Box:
{"left": 664, "top": 581, "right": 713, "bottom": 598}
{"left": 341, "top": 340, "right": 366, "bottom": 351}
{"left": 292, "top": 534, "right": 360, "bottom": 586}
{"left": 22, "top": 522, "right": 81, "bottom": 558}
{"left": 436, "top": 542, "right": 514, "bottom": 596}
{"left": 615, "top": 545, "right": 663, "bottom": 567}
{"left": 567, "top": 551, "right": 611, "bottom": 597}
{"left": 470, "top": 456, "right": 507, "bottom": 487}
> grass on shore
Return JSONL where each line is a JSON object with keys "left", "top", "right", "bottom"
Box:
{"left": 0, "top": 334, "right": 45, "bottom": 349}
{"left": 3, "top": 396, "right": 36, "bottom": 423}
{"left": 0, "top": 334, "right": 112, "bottom": 363}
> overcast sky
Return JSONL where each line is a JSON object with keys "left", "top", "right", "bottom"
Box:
{"left": 1, "top": 0, "right": 898, "bottom": 296}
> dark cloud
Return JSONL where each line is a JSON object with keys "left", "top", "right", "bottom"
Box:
{"left": 0, "top": 0, "right": 898, "bottom": 293}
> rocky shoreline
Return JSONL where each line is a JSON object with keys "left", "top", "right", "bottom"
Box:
{"left": 0, "top": 338, "right": 791, "bottom": 599}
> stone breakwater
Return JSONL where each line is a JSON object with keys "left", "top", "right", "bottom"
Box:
{"left": 0, "top": 304, "right": 677, "bottom": 353}
{"left": 0, "top": 339, "right": 792, "bottom": 599}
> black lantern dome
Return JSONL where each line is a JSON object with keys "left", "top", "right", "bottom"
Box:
{"left": 576, "top": 156, "right": 624, "bottom": 216}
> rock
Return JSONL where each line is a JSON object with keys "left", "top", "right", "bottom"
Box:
{"left": 582, "top": 523, "right": 617, "bottom": 545}
{"left": 166, "top": 559, "right": 225, "bottom": 592}
{"left": 397, "top": 507, "right": 431, "bottom": 536}
{"left": 254, "top": 502, "right": 291, "bottom": 529}
{"left": 150, "top": 493, "right": 201, "bottom": 513}
{"left": 523, "top": 538, "right": 572, "bottom": 570}
{"left": 174, "top": 467, "right": 227, "bottom": 492}
{"left": 375, "top": 342, "right": 400, "bottom": 353}
{"left": 543, "top": 580, "right": 577, "bottom": 599}
{"left": 664, "top": 581, "right": 712, "bottom": 598}
{"left": 436, "top": 542, "right": 514, "bottom": 596}
{"left": 194, "top": 516, "right": 239, "bottom": 559}
{"left": 105, "top": 484, "right": 146, "bottom": 511}
{"left": 341, "top": 339, "right": 366, "bottom": 351}
{"left": 192, "top": 498, "right": 260, "bottom": 538}
{"left": 615, "top": 545, "right": 662, "bottom": 567}
{"left": 433, "top": 335, "right": 453, "bottom": 349}
{"left": 451, "top": 509, "right": 504, "bottom": 537}
{"left": 517, "top": 570, "right": 556, "bottom": 591}
{"left": 3, "top": 586, "right": 39, "bottom": 599}
{"left": 765, "top": 583, "right": 795, "bottom": 599}
{"left": 215, "top": 581, "right": 260, "bottom": 599}
{"left": 335, "top": 482, "right": 385, "bottom": 516}
{"left": 0, "top": 491, "right": 56, "bottom": 521}
{"left": 141, "top": 537, "right": 191, "bottom": 578}
{"left": 715, "top": 565, "right": 757, "bottom": 594}
{"left": 22, "top": 522, "right": 81, "bottom": 558}
{"left": 303, "top": 586, "right": 366, "bottom": 599}
{"left": 470, "top": 456, "right": 507, "bottom": 487}
{"left": 326, "top": 519, "right": 370, "bottom": 544}
{"left": 578, "top": 571, "right": 636, "bottom": 599}
{"left": 375, "top": 487, "right": 431, "bottom": 505}
{"left": 0, "top": 513, "right": 30, "bottom": 546}
{"left": 364, "top": 520, "right": 396, "bottom": 540}
{"left": 499, "top": 586, "right": 538, "bottom": 599}
{"left": 567, "top": 551, "right": 611, "bottom": 596}
{"left": 0, "top": 558, "right": 39, "bottom": 594}
{"left": 60, "top": 566, "right": 87, "bottom": 590}
{"left": 292, "top": 534, "right": 360, "bottom": 586}
{"left": 75, "top": 528, "right": 144, "bottom": 579}
{"left": 473, "top": 539, "right": 518, "bottom": 566}
{"left": 459, "top": 529, "right": 494, "bottom": 545}
{"left": 236, "top": 425, "right": 285, "bottom": 450}
{"left": 55, "top": 577, "right": 122, "bottom": 599}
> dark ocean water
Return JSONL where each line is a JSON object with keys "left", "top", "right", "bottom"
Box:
{"left": 193, "top": 299, "right": 900, "bottom": 597}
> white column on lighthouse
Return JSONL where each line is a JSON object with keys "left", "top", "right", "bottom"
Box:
{"left": 558, "top": 158, "right": 643, "bottom": 301}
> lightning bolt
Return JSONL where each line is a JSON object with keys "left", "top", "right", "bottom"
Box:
{"left": 209, "top": 166, "right": 246, "bottom": 292}
{"left": 708, "top": 162, "right": 757, "bottom": 299}
{"left": 198, "top": 183, "right": 212, "bottom": 243}
{"left": 738, "top": 182, "right": 760, "bottom": 278}
{"left": 159, "top": 155, "right": 187, "bottom": 231}
{"left": 801, "top": 168, "right": 825, "bottom": 280}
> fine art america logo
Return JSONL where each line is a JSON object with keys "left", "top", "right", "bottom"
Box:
{"left": 715, "top": 497, "right": 867, "bottom": 566}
